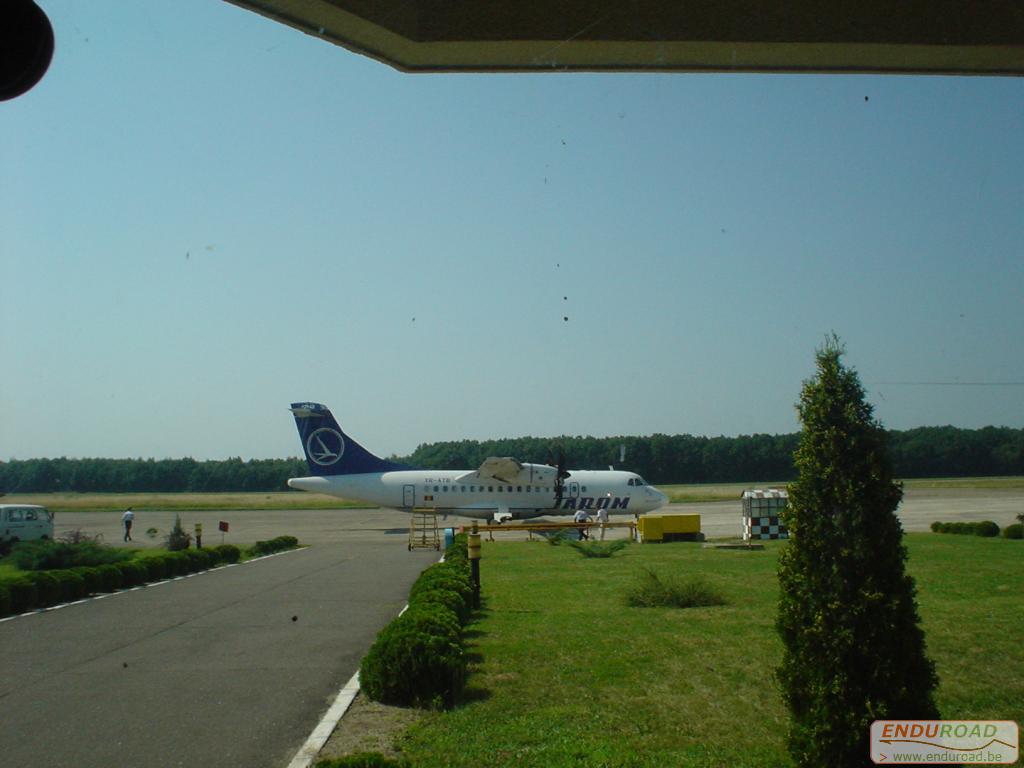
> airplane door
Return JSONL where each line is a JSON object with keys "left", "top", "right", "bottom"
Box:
{"left": 403, "top": 485, "right": 415, "bottom": 508}
{"left": 568, "top": 482, "right": 580, "bottom": 499}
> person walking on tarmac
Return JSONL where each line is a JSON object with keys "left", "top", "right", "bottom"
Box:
{"left": 597, "top": 494, "right": 611, "bottom": 540}
{"left": 122, "top": 506, "right": 135, "bottom": 542}
{"left": 573, "top": 508, "right": 591, "bottom": 540}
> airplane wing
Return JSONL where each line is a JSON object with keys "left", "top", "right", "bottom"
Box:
{"left": 456, "top": 457, "right": 524, "bottom": 484}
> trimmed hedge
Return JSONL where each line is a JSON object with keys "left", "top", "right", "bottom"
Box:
{"left": 360, "top": 533, "right": 475, "bottom": 709}
{"left": 162, "top": 551, "right": 190, "bottom": 576}
{"left": 51, "top": 570, "right": 86, "bottom": 602}
{"left": 10, "top": 540, "right": 132, "bottom": 571}
{"left": 315, "top": 753, "right": 411, "bottom": 768}
{"left": 118, "top": 560, "right": 147, "bottom": 588}
{"left": 96, "top": 563, "right": 124, "bottom": 592}
{"left": 0, "top": 535, "right": 295, "bottom": 617}
{"left": 1003, "top": 523, "right": 1023, "bottom": 539}
{"left": 6, "top": 578, "right": 38, "bottom": 614}
{"left": 142, "top": 557, "right": 167, "bottom": 582}
{"left": 249, "top": 536, "right": 300, "bottom": 557}
{"left": 359, "top": 604, "right": 465, "bottom": 708}
{"left": 71, "top": 566, "right": 103, "bottom": 596}
{"left": 931, "top": 521, "right": 1002, "bottom": 537}
{"left": 414, "top": 585, "right": 470, "bottom": 624}
{"left": 184, "top": 548, "right": 212, "bottom": 572}
{"left": 212, "top": 543, "right": 241, "bottom": 564}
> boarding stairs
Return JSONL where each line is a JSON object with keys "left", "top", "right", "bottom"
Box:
{"left": 408, "top": 508, "right": 441, "bottom": 551}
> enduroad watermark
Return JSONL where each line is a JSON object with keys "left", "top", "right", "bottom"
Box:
{"left": 871, "top": 720, "right": 1018, "bottom": 764}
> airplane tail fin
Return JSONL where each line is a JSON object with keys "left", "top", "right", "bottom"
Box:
{"left": 289, "top": 402, "right": 409, "bottom": 476}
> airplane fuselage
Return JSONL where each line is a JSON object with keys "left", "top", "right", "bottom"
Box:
{"left": 288, "top": 463, "right": 667, "bottom": 520}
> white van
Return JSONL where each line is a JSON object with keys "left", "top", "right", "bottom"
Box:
{"left": 0, "top": 505, "right": 55, "bottom": 544}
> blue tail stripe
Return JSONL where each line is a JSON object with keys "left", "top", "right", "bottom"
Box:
{"left": 290, "top": 402, "right": 410, "bottom": 476}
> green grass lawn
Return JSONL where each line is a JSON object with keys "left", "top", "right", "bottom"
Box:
{"left": 396, "top": 534, "right": 1023, "bottom": 768}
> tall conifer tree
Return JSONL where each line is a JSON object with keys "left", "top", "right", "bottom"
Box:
{"left": 777, "top": 337, "right": 939, "bottom": 766}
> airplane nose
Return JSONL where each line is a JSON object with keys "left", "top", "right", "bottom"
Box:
{"left": 646, "top": 487, "right": 668, "bottom": 509}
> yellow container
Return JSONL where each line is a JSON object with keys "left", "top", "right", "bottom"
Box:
{"left": 637, "top": 515, "right": 663, "bottom": 542}
{"left": 638, "top": 514, "right": 701, "bottom": 542}
{"left": 660, "top": 514, "right": 701, "bottom": 534}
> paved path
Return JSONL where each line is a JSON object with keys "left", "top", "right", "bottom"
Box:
{"left": 0, "top": 541, "right": 437, "bottom": 768}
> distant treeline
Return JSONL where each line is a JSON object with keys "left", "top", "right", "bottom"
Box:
{"left": 0, "top": 457, "right": 307, "bottom": 495}
{"left": 2, "top": 426, "right": 1021, "bottom": 494}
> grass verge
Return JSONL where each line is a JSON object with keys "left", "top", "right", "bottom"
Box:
{"left": 387, "top": 534, "right": 1022, "bottom": 768}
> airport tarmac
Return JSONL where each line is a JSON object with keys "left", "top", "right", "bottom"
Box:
{"left": 53, "top": 486, "right": 1024, "bottom": 547}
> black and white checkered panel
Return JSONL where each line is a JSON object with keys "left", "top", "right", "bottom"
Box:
{"left": 742, "top": 515, "right": 790, "bottom": 540}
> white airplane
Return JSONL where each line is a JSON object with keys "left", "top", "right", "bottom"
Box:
{"left": 287, "top": 402, "right": 668, "bottom": 522}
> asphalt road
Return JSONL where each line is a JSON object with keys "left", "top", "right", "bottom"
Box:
{"left": 0, "top": 539, "right": 438, "bottom": 768}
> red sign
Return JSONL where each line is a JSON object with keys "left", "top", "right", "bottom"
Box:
{"left": 218, "top": 521, "right": 229, "bottom": 532}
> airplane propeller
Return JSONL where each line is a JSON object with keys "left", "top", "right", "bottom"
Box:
{"left": 550, "top": 448, "right": 570, "bottom": 503}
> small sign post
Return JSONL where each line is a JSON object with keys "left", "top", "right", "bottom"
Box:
{"left": 218, "top": 520, "right": 229, "bottom": 545}
{"left": 468, "top": 523, "right": 481, "bottom": 609}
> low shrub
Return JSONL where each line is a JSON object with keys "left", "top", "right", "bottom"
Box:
{"left": 249, "top": 536, "right": 300, "bottom": 557}
{"left": 5, "top": 577, "right": 38, "bottom": 613}
{"left": 117, "top": 560, "right": 148, "bottom": 588}
{"left": 410, "top": 562, "right": 472, "bottom": 604}
{"left": 142, "top": 557, "right": 167, "bottom": 582}
{"left": 566, "top": 539, "right": 629, "bottom": 558}
{"left": 932, "top": 520, "right": 1002, "bottom": 537}
{"left": 71, "top": 566, "right": 103, "bottom": 595}
{"left": 184, "top": 548, "right": 212, "bottom": 572}
{"left": 0, "top": 583, "right": 11, "bottom": 616}
{"left": 625, "top": 568, "right": 728, "bottom": 609}
{"left": 975, "top": 520, "right": 1001, "bottom": 537}
{"left": 50, "top": 569, "right": 86, "bottom": 602}
{"left": 28, "top": 571, "right": 61, "bottom": 607}
{"left": 212, "top": 544, "right": 241, "bottom": 564}
{"left": 162, "top": 551, "right": 190, "bottom": 577}
{"left": 10, "top": 540, "right": 131, "bottom": 571}
{"left": 96, "top": 563, "right": 124, "bottom": 592}
{"left": 315, "top": 753, "right": 411, "bottom": 768}
{"left": 1002, "top": 523, "right": 1023, "bottom": 540}
{"left": 166, "top": 515, "right": 192, "bottom": 551}
{"left": 446, "top": 532, "right": 469, "bottom": 561}
{"left": 542, "top": 530, "right": 572, "bottom": 546}
{"left": 359, "top": 604, "right": 465, "bottom": 708}
{"left": 412, "top": 585, "right": 470, "bottom": 623}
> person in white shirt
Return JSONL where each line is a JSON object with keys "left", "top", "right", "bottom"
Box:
{"left": 122, "top": 507, "right": 135, "bottom": 542}
{"left": 597, "top": 495, "right": 611, "bottom": 540}
{"left": 573, "top": 508, "right": 591, "bottom": 540}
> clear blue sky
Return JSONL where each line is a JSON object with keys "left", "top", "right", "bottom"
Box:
{"left": 3, "top": 0, "right": 1023, "bottom": 461}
